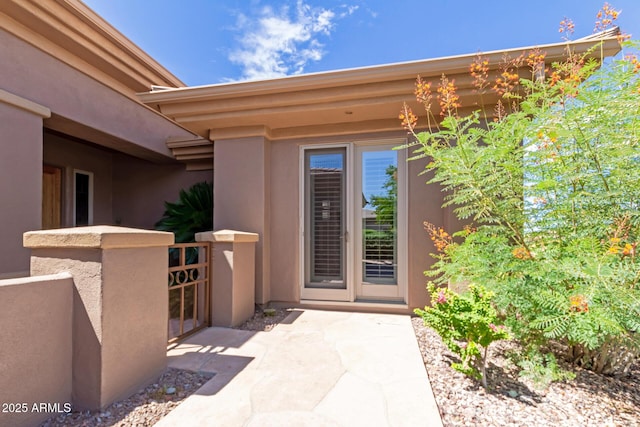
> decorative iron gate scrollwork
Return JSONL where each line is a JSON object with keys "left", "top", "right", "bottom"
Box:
{"left": 167, "top": 242, "right": 211, "bottom": 343}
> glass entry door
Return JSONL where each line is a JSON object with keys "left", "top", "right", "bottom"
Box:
{"left": 356, "top": 146, "right": 404, "bottom": 300}
{"left": 302, "top": 147, "right": 350, "bottom": 301}
{"left": 301, "top": 142, "right": 405, "bottom": 302}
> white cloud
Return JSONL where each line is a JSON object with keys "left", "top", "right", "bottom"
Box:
{"left": 339, "top": 5, "right": 360, "bottom": 18}
{"left": 228, "top": 1, "right": 356, "bottom": 81}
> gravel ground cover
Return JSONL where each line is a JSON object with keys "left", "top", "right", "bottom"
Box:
{"left": 234, "top": 306, "right": 295, "bottom": 331}
{"left": 40, "top": 369, "right": 213, "bottom": 427}
{"left": 412, "top": 317, "right": 640, "bottom": 427}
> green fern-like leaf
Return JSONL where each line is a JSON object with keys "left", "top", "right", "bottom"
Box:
{"left": 530, "top": 314, "right": 570, "bottom": 339}
{"left": 155, "top": 181, "right": 213, "bottom": 243}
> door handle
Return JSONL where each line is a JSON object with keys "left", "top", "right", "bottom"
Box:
{"left": 342, "top": 231, "right": 349, "bottom": 243}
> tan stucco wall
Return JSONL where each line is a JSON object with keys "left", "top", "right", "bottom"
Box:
{"left": 1, "top": 25, "right": 200, "bottom": 274}
{"left": 28, "top": 226, "right": 172, "bottom": 410}
{"left": 214, "top": 136, "right": 271, "bottom": 304}
{"left": 0, "top": 27, "right": 193, "bottom": 161}
{"left": 30, "top": 247, "right": 169, "bottom": 409}
{"left": 30, "top": 249, "right": 104, "bottom": 408}
{"left": 269, "top": 140, "right": 301, "bottom": 302}
{"left": 197, "top": 230, "right": 259, "bottom": 327}
{"left": 112, "top": 153, "right": 211, "bottom": 230}
{"left": 210, "top": 241, "right": 257, "bottom": 327}
{"left": 100, "top": 246, "right": 168, "bottom": 406}
{"left": 407, "top": 156, "right": 445, "bottom": 310}
{"left": 0, "top": 102, "right": 44, "bottom": 276}
{"left": 0, "top": 273, "right": 73, "bottom": 427}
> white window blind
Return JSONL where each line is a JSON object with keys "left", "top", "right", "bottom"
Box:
{"left": 361, "top": 151, "right": 397, "bottom": 284}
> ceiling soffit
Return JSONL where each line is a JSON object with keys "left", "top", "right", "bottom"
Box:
{"left": 139, "top": 34, "right": 620, "bottom": 142}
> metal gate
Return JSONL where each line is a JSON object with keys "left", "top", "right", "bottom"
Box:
{"left": 168, "top": 242, "right": 211, "bottom": 343}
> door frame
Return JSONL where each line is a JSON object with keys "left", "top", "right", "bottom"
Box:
{"left": 299, "top": 138, "right": 407, "bottom": 303}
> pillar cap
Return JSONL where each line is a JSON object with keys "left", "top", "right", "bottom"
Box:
{"left": 195, "top": 229, "right": 259, "bottom": 243}
{"left": 24, "top": 226, "right": 174, "bottom": 249}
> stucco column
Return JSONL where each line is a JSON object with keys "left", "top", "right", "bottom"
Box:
{"left": 24, "top": 226, "right": 174, "bottom": 410}
{"left": 213, "top": 135, "right": 271, "bottom": 305}
{"left": 196, "top": 230, "right": 259, "bottom": 327}
{"left": 0, "top": 89, "right": 50, "bottom": 277}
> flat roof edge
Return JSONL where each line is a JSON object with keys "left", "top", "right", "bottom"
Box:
{"left": 138, "top": 29, "right": 621, "bottom": 103}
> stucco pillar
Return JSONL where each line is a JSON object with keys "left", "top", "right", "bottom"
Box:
{"left": 213, "top": 135, "right": 271, "bottom": 305}
{"left": 23, "top": 226, "right": 174, "bottom": 410}
{"left": 196, "top": 230, "right": 259, "bottom": 327}
{"left": 0, "top": 89, "right": 50, "bottom": 278}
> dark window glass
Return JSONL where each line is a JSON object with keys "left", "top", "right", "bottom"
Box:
{"left": 305, "top": 149, "right": 346, "bottom": 289}
{"left": 75, "top": 173, "right": 90, "bottom": 226}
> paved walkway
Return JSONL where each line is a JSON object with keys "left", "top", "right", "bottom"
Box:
{"left": 155, "top": 309, "right": 443, "bottom": 427}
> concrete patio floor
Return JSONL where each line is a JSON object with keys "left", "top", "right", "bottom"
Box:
{"left": 155, "top": 309, "right": 443, "bottom": 427}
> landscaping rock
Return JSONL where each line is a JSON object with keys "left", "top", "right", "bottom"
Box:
{"left": 40, "top": 368, "right": 213, "bottom": 427}
{"left": 411, "top": 317, "right": 640, "bottom": 427}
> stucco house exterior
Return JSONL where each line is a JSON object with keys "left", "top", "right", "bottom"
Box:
{"left": 0, "top": 0, "right": 211, "bottom": 279}
{"left": 0, "top": 0, "right": 620, "bottom": 312}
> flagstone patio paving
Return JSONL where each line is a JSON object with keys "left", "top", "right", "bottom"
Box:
{"left": 155, "top": 309, "right": 443, "bottom": 427}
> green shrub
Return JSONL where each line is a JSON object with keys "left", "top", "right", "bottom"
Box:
{"left": 155, "top": 181, "right": 213, "bottom": 244}
{"left": 415, "top": 284, "right": 510, "bottom": 389}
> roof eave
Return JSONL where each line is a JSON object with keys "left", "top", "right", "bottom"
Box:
{"left": 138, "top": 31, "right": 621, "bottom": 104}
{"left": 0, "top": 0, "right": 185, "bottom": 94}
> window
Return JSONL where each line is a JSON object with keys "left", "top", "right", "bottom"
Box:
{"left": 74, "top": 170, "right": 93, "bottom": 226}
{"left": 361, "top": 150, "right": 398, "bottom": 284}
{"left": 304, "top": 148, "right": 346, "bottom": 287}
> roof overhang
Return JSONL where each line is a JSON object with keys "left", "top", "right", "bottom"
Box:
{"left": 138, "top": 30, "right": 621, "bottom": 144}
{"left": 0, "top": 0, "right": 185, "bottom": 96}
{"left": 0, "top": 0, "right": 207, "bottom": 166}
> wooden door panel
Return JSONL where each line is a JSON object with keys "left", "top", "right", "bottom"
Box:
{"left": 42, "top": 165, "right": 62, "bottom": 229}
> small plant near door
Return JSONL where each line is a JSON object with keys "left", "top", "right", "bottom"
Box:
{"left": 415, "top": 283, "right": 510, "bottom": 389}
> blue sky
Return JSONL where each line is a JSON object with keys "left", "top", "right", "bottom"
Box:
{"left": 82, "top": 0, "right": 640, "bottom": 86}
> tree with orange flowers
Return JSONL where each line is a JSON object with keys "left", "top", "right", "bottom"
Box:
{"left": 410, "top": 4, "right": 640, "bottom": 384}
